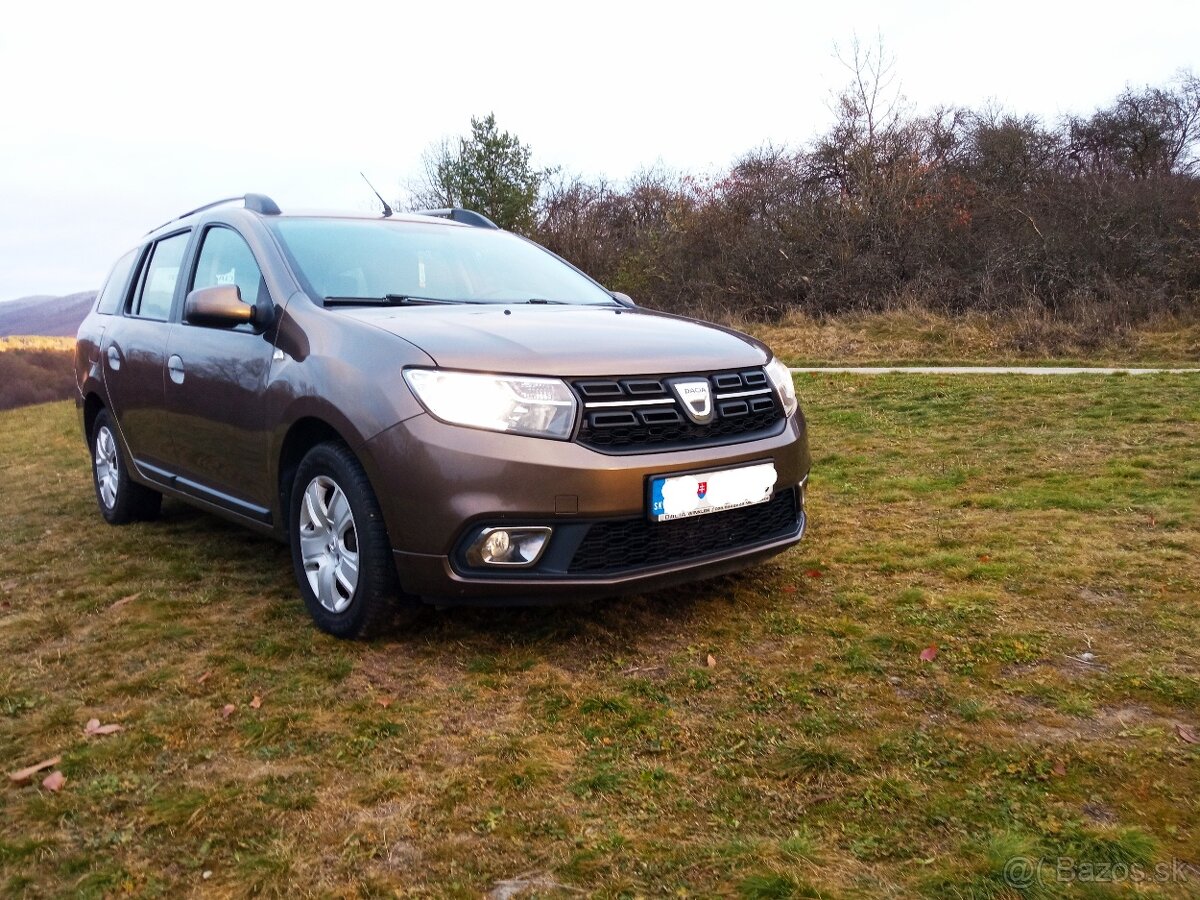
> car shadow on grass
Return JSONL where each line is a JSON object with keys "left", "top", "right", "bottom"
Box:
{"left": 153, "top": 498, "right": 779, "bottom": 663}
{"left": 383, "top": 567, "right": 773, "bottom": 668}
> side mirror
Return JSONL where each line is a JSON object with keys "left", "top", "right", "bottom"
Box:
{"left": 185, "top": 285, "right": 257, "bottom": 329}
{"left": 612, "top": 291, "right": 636, "bottom": 308}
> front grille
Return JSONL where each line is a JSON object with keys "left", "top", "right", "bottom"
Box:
{"left": 573, "top": 367, "right": 783, "bottom": 453}
{"left": 567, "top": 488, "right": 800, "bottom": 574}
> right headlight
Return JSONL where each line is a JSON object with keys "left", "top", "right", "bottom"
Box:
{"left": 765, "top": 356, "right": 798, "bottom": 417}
{"left": 403, "top": 368, "right": 577, "bottom": 439}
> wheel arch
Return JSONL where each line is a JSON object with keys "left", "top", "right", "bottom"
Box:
{"left": 82, "top": 392, "right": 106, "bottom": 445}
{"left": 276, "top": 417, "right": 354, "bottom": 522}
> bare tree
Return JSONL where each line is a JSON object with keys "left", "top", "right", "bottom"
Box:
{"left": 407, "top": 138, "right": 456, "bottom": 209}
{"left": 833, "top": 32, "right": 904, "bottom": 149}
{"left": 1065, "top": 69, "right": 1200, "bottom": 179}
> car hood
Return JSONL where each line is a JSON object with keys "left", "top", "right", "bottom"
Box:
{"left": 338, "top": 304, "right": 770, "bottom": 376}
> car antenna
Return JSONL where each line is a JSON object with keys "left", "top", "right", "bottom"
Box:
{"left": 359, "top": 172, "right": 393, "bottom": 218}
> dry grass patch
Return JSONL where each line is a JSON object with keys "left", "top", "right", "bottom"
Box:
{"left": 748, "top": 307, "right": 1200, "bottom": 367}
{"left": 0, "top": 336, "right": 75, "bottom": 353}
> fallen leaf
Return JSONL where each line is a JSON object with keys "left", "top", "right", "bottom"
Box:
{"left": 1175, "top": 723, "right": 1198, "bottom": 744}
{"left": 196, "top": 671, "right": 212, "bottom": 685}
{"left": 221, "top": 704, "right": 236, "bottom": 720}
{"left": 42, "top": 771, "right": 66, "bottom": 792}
{"left": 804, "top": 569, "right": 823, "bottom": 579}
{"left": 376, "top": 697, "right": 393, "bottom": 708}
{"left": 782, "top": 585, "right": 797, "bottom": 594}
{"left": 919, "top": 645, "right": 939, "bottom": 662}
{"left": 85, "top": 719, "right": 123, "bottom": 736}
{"left": 8, "top": 756, "right": 61, "bottom": 784}
{"left": 1052, "top": 760, "right": 1067, "bottom": 776}
{"left": 109, "top": 593, "right": 140, "bottom": 609}
{"left": 706, "top": 654, "right": 717, "bottom": 668}
{"left": 977, "top": 554, "right": 991, "bottom": 563}
{"left": 249, "top": 695, "right": 262, "bottom": 710}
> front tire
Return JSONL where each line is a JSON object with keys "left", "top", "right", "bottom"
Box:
{"left": 91, "top": 409, "right": 161, "bottom": 524}
{"left": 289, "top": 441, "right": 399, "bottom": 639}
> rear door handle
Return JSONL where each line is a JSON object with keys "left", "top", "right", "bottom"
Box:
{"left": 168, "top": 354, "right": 185, "bottom": 385}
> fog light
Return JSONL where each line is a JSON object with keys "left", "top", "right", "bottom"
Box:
{"left": 483, "top": 530, "right": 510, "bottom": 560}
{"left": 467, "top": 526, "right": 552, "bottom": 567}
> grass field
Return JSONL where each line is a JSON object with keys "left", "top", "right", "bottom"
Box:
{"left": 1, "top": 375, "right": 1197, "bottom": 898}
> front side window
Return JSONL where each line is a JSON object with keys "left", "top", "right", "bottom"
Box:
{"left": 95, "top": 249, "right": 139, "bottom": 315}
{"left": 134, "top": 232, "right": 190, "bottom": 320}
{"left": 271, "top": 218, "right": 615, "bottom": 306}
{"left": 191, "top": 226, "right": 267, "bottom": 309}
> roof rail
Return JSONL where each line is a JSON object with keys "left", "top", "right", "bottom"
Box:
{"left": 146, "top": 193, "right": 281, "bottom": 235}
{"left": 413, "top": 208, "right": 498, "bottom": 229}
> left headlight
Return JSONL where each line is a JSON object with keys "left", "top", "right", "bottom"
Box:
{"left": 765, "top": 356, "right": 798, "bottom": 417}
{"left": 403, "top": 368, "right": 577, "bottom": 439}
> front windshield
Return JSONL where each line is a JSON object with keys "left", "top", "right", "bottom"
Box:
{"left": 271, "top": 218, "right": 616, "bottom": 305}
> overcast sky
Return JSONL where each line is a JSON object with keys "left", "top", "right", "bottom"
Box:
{"left": 1, "top": 0, "right": 1197, "bottom": 301}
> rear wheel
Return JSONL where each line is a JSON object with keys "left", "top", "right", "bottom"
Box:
{"left": 91, "top": 409, "right": 161, "bottom": 524}
{"left": 289, "top": 441, "right": 399, "bottom": 638}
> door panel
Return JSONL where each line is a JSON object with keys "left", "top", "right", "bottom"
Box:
{"left": 162, "top": 325, "right": 274, "bottom": 514}
{"left": 161, "top": 225, "right": 275, "bottom": 517}
{"left": 99, "top": 233, "right": 191, "bottom": 471}
{"left": 100, "top": 318, "right": 171, "bottom": 468}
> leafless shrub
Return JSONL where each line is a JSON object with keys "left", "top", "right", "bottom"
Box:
{"left": 0, "top": 348, "right": 74, "bottom": 411}
{"left": 534, "top": 63, "right": 1200, "bottom": 329}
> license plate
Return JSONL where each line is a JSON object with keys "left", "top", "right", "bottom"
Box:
{"left": 649, "top": 462, "right": 777, "bottom": 522}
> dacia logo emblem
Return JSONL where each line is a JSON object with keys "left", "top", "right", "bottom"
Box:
{"left": 669, "top": 378, "right": 714, "bottom": 425}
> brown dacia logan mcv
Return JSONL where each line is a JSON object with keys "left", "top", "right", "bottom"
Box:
{"left": 75, "top": 194, "right": 810, "bottom": 638}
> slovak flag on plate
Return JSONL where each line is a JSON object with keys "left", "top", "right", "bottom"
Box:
{"left": 696, "top": 481, "right": 708, "bottom": 499}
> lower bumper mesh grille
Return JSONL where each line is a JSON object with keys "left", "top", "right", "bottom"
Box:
{"left": 566, "top": 488, "right": 801, "bottom": 575}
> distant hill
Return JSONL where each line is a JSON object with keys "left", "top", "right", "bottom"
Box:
{"left": 0, "top": 292, "right": 96, "bottom": 337}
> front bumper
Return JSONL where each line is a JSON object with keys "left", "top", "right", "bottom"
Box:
{"left": 359, "top": 410, "right": 810, "bottom": 603}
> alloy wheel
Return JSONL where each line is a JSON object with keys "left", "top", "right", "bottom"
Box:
{"left": 298, "top": 475, "right": 360, "bottom": 613}
{"left": 94, "top": 426, "right": 119, "bottom": 510}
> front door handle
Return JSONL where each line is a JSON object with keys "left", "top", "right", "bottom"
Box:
{"left": 106, "top": 345, "right": 122, "bottom": 372}
{"left": 167, "top": 354, "right": 185, "bottom": 385}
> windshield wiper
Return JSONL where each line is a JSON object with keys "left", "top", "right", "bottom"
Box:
{"left": 522, "top": 298, "right": 570, "bottom": 305}
{"left": 323, "top": 294, "right": 463, "bottom": 307}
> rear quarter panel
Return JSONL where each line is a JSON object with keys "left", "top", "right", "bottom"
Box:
{"left": 74, "top": 311, "right": 108, "bottom": 434}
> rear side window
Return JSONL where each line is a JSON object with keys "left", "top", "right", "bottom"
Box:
{"left": 191, "top": 226, "right": 267, "bottom": 307}
{"left": 95, "top": 249, "right": 139, "bottom": 315}
{"left": 133, "top": 232, "right": 190, "bottom": 320}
